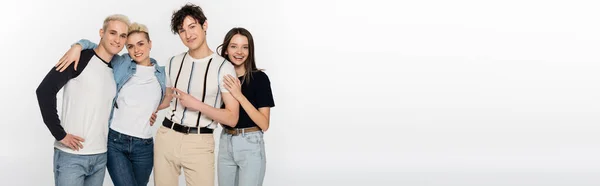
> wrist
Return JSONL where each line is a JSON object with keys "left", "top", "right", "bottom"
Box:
{"left": 72, "top": 43, "right": 82, "bottom": 49}
{"left": 235, "top": 94, "right": 246, "bottom": 102}
{"left": 193, "top": 99, "right": 204, "bottom": 111}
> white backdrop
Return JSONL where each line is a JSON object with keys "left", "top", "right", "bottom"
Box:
{"left": 1, "top": 0, "right": 600, "bottom": 185}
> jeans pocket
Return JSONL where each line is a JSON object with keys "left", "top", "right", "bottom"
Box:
{"left": 244, "top": 134, "right": 262, "bottom": 144}
{"left": 143, "top": 138, "right": 154, "bottom": 145}
{"left": 110, "top": 135, "right": 119, "bottom": 143}
{"left": 108, "top": 130, "right": 121, "bottom": 143}
{"left": 53, "top": 149, "right": 61, "bottom": 171}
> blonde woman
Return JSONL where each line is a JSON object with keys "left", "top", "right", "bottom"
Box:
{"left": 56, "top": 23, "right": 171, "bottom": 186}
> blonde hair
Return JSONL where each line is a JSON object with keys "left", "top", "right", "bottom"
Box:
{"left": 102, "top": 14, "right": 131, "bottom": 31}
{"left": 128, "top": 22, "right": 150, "bottom": 41}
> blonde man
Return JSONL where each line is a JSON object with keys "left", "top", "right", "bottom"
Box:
{"left": 57, "top": 22, "right": 170, "bottom": 186}
{"left": 36, "top": 14, "right": 130, "bottom": 186}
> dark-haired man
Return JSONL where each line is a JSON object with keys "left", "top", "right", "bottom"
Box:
{"left": 153, "top": 3, "right": 239, "bottom": 186}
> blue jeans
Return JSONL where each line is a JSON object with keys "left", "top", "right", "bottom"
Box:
{"left": 218, "top": 130, "right": 266, "bottom": 186}
{"left": 53, "top": 148, "right": 107, "bottom": 186}
{"left": 106, "top": 129, "right": 154, "bottom": 186}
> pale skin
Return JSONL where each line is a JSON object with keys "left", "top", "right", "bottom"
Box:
{"left": 166, "top": 16, "right": 239, "bottom": 126}
{"left": 223, "top": 34, "right": 271, "bottom": 131}
{"left": 56, "top": 21, "right": 127, "bottom": 72}
{"left": 55, "top": 30, "right": 172, "bottom": 141}
{"left": 149, "top": 16, "right": 242, "bottom": 127}
{"left": 58, "top": 20, "right": 128, "bottom": 151}
{"left": 57, "top": 18, "right": 241, "bottom": 128}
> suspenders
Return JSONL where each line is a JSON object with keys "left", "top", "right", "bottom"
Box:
{"left": 195, "top": 58, "right": 213, "bottom": 127}
{"left": 169, "top": 53, "right": 224, "bottom": 129}
{"left": 207, "top": 58, "right": 227, "bottom": 128}
{"left": 169, "top": 53, "right": 187, "bottom": 121}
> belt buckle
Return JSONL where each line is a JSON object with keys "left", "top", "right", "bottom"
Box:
{"left": 181, "top": 125, "right": 190, "bottom": 134}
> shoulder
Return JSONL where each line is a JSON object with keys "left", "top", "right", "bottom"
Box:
{"left": 150, "top": 57, "right": 161, "bottom": 66}
{"left": 118, "top": 53, "right": 132, "bottom": 61}
{"left": 249, "top": 71, "right": 271, "bottom": 87}
{"left": 78, "top": 49, "right": 96, "bottom": 66}
{"left": 81, "top": 48, "right": 94, "bottom": 55}
{"left": 166, "top": 52, "right": 188, "bottom": 66}
{"left": 173, "top": 52, "right": 188, "bottom": 61}
{"left": 155, "top": 64, "right": 166, "bottom": 73}
{"left": 112, "top": 54, "right": 133, "bottom": 69}
{"left": 251, "top": 71, "right": 270, "bottom": 81}
{"left": 80, "top": 49, "right": 95, "bottom": 60}
{"left": 213, "top": 54, "right": 230, "bottom": 65}
{"left": 212, "top": 53, "right": 226, "bottom": 61}
{"left": 214, "top": 55, "right": 234, "bottom": 70}
{"left": 65, "top": 49, "right": 97, "bottom": 76}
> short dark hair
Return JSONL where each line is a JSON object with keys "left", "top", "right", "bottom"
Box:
{"left": 171, "top": 3, "right": 207, "bottom": 34}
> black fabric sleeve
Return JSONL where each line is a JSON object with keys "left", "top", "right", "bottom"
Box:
{"left": 254, "top": 71, "right": 275, "bottom": 108}
{"left": 35, "top": 49, "right": 93, "bottom": 141}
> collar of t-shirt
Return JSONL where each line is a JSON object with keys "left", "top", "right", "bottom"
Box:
{"left": 135, "top": 64, "right": 156, "bottom": 77}
{"left": 188, "top": 52, "right": 215, "bottom": 63}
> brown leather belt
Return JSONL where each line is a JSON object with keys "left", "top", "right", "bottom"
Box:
{"left": 224, "top": 126, "right": 261, "bottom": 136}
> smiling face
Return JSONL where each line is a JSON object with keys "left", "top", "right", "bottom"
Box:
{"left": 99, "top": 20, "right": 128, "bottom": 55}
{"left": 226, "top": 34, "right": 249, "bottom": 66}
{"left": 126, "top": 32, "right": 151, "bottom": 63}
{"left": 177, "top": 16, "right": 207, "bottom": 51}
{"left": 218, "top": 28, "right": 257, "bottom": 77}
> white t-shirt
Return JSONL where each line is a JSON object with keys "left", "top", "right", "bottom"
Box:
{"left": 110, "top": 64, "right": 162, "bottom": 139}
{"left": 54, "top": 53, "right": 116, "bottom": 154}
{"left": 165, "top": 52, "right": 236, "bottom": 128}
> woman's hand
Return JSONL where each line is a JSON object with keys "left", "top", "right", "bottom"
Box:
{"left": 55, "top": 44, "right": 83, "bottom": 72}
{"left": 223, "top": 75, "right": 243, "bottom": 100}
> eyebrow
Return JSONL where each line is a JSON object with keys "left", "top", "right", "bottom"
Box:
{"left": 178, "top": 20, "right": 199, "bottom": 31}
{"left": 109, "top": 29, "right": 127, "bottom": 36}
{"left": 127, "top": 40, "right": 145, "bottom": 46}
{"left": 229, "top": 43, "right": 248, "bottom": 46}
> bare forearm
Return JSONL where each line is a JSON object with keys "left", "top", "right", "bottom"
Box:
{"left": 193, "top": 102, "right": 239, "bottom": 127}
{"left": 236, "top": 95, "right": 270, "bottom": 131}
{"left": 158, "top": 88, "right": 174, "bottom": 110}
{"left": 157, "top": 103, "right": 169, "bottom": 110}
{"left": 157, "top": 99, "right": 171, "bottom": 110}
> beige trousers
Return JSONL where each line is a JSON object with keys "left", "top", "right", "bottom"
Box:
{"left": 154, "top": 126, "right": 215, "bottom": 186}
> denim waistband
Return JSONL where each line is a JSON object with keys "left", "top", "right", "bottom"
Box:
{"left": 109, "top": 128, "right": 152, "bottom": 140}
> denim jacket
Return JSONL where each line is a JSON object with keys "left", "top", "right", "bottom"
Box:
{"left": 77, "top": 39, "right": 167, "bottom": 125}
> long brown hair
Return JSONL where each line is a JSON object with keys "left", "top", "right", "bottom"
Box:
{"left": 218, "top": 27, "right": 259, "bottom": 85}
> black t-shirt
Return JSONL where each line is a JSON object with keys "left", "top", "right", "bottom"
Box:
{"left": 224, "top": 71, "right": 275, "bottom": 129}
